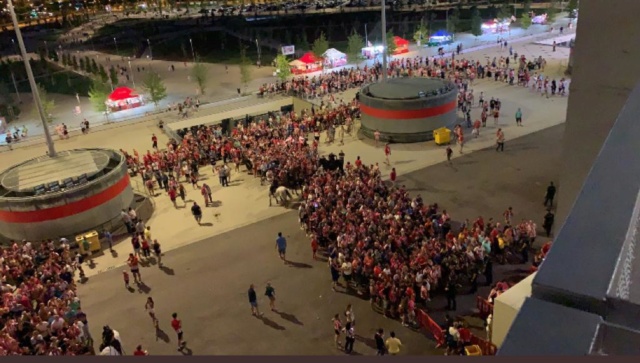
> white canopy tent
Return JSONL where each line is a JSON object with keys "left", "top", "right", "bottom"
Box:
{"left": 491, "top": 272, "right": 536, "bottom": 348}
{"left": 322, "top": 48, "right": 347, "bottom": 67}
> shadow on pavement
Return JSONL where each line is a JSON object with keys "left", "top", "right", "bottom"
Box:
{"left": 155, "top": 327, "right": 170, "bottom": 343}
{"left": 354, "top": 334, "right": 377, "bottom": 350}
{"left": 201, "top": 222, "right": 214, "bottom": 227}
{"left": 286, "top": 260, "right": 312, "bottom": 269}
{"left": 259, "top": 316, "right": 286, "bottom": 330}
{"left": 180, "top": 347, "right": 193, "bottom": 355}
{"left": 136, "top": 281, "right": 151, "bottom": 294}
{"left": 276, "top": 311, "right": 303, "bottom": 326}
{"left": 160, "top": 265, "right": 175, "bottom": 275}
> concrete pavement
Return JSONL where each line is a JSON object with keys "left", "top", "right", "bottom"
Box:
{"left": 0, "top": 33, "right": 571, "bottom": 278}
{"left": 0, "top": 14, "right": 574, "bottom": 145}
{"left": 77, "top": 124, "right": 565, "bottom": 355}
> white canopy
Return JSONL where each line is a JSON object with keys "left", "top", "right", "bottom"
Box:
{"left": 323, "top": 48, "right": 346, "bottom": 60}
{"left": 492, "top": 272, "right": 535, "bottom": 347}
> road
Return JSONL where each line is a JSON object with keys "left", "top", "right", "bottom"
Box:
{"left": 77, "top": 123, "right": 565, "bottom": 355}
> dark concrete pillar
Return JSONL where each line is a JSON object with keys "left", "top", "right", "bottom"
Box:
{"left": 556, "top": 0, "right": 640, "bottom": 228}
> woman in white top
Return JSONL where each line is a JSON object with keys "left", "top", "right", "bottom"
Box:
{"left": 344, "top": 304, "right": 355, "bottom": 326}
{"left": 145, "top": 297, "right": 158, "bottom": 327}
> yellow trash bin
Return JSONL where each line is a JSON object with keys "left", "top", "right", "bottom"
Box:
{"left": 465, "top": 345, "right": 482, "bottom": 356}
{"left": 433, "top": 127, "right": 452, "bottom": 145}
{"left": 76, "top": 230, "right": 101, "bottom": 254}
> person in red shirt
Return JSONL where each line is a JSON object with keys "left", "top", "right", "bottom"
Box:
{"left": 355, "top": 156, "right": 363, "bottom": 168}
{"left": 311, "top": 238, "right": 318, "bottom": 260}
{"left": 384, "top": 143, "right": 391, "bottom": 165}
{"left": 390, "top": 168, "right": 397, "bottom": 186}
{"left": 171, "top": 313, "right": 186, "bottom": 351}
{"left": 151, "top": 134, "right": 158, "bottom": 150}
{"left": 133, "top": 345, "right": 148, "bottom": 356}
{"left": 168, "top": 187, "right": 178, "bottom": 208}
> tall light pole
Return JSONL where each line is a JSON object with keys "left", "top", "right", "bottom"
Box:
{"left": 128, "top": 60, "right": 135, "bottom": 88}
{"left": 381, "top": 0, "right": 388, "bottom": 82}
{"left": 189, "top": 38, "right": 196, "bottom": 63}
{"left": 8, "top": 0, "right": 56, "bottom": 157}
{"left": 113, "top": 37, "right": 119, "bottom": 55}
{"left": 147, "top": 38, "right": 152, "bottom": 60}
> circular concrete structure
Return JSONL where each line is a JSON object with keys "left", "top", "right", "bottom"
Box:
{"left": 0, "top": 149, "right": 134, "bottom": 241}
{"left": 359, "top": 78, "right": 458, "bottom": 143}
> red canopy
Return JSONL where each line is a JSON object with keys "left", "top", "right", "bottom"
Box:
{"left": 299, "top": 52, "right": 321, "bottom": 64}
{"left": 393, "top": 36, "right": 409, "bottom": 46}
{"left": 108, "top": 87, "right": 138, "bottom": 101}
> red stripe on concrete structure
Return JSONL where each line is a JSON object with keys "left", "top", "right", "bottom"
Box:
{"left": 360, "top": 100, "right": 456, "bottom": 120}
{"left": 0, "top": 174, "right": 130, "bottom": 224}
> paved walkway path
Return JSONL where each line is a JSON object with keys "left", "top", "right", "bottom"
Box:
{"left": 77, "top": 124, "right": 565, "bottom": 355}
{"left": 0, "top": 29, "right": 571, "bottom": 278}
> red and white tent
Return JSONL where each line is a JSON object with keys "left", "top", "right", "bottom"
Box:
{"left": 107, "top": 87, "right": 143, "bottom": 112}
{"left": 292, "top": 52, "right": 323, "bottom": 74}
{"left": 393, "top": 36, "right": 410, "bottom": 54}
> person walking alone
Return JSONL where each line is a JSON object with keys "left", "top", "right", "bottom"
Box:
{"left": 446, "top": 146, "right": 453, "bottom": 165}
{"left": 544, "top": 182, "right": 557, "bottom": 208}
{"left": 191, "top": 202, "right": 203, "bottom": 225}
{"left": 170, "top": 313, "right": 187, "bottom": 351}
{"left": 276, "top": 232, "right": 287, "bottom": 264}
{"left": 248, "top": 284, "right": 263, "bottom": 317}
{"left": 384, "top": 143, "right": 391, "bottom": 165}
{"left": 265, "top": 282, "right": 276, "bottom": 312}
{"left": 496, "top": 129, "right": 505, "bottom": 152}
{"left": 515, "top": 108, "right": 523, "bottom": 126}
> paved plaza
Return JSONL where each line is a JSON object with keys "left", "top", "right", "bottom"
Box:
{"left": 1, "top": 15, "right": 574, "bottom": 145}
{"left": 77, "top": 124, "right": 565, "bottom": 355}
{"left": 0, "top": 13, "right": 575, "bottom": 356}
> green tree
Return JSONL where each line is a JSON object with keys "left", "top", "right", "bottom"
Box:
{"left": 239, "top": 46, "right": 252, "bottom": 95}
{"left": 99, "top": 64, "right": 109, "bottom": 83}
{"left": 142, "top": 71, "right": 167, "bottom": 109}
{"left": 346, "top": 28, "right": 364, "bottom": 64}
{"left": 274, "top": 54, "right": 291, "bottom": 82}
{"left": 88, "top": 78, "right": 110, "bottom": 120}
{"left": 191, "top": 60, "right": 208, "bottom": 95}
{"left": 386, "top": 30, "right": 397, "bottom": 57}
{"left": 413, "top": 19, "right": 429, "bottom": 45}
{"left": 109, "top": 66, "right": 118, "bottom": 86}
{"left": 566, "top": 0, "right": 578, "bottom": 18}
{"left": 470, "top": 7, "right": 483, "bottom": 38}
{"left": 523, "top": 0, "right": 532, "bottom": 14}
{"left": 36, "top": 84, "right": 55, "bottom": 123}
{"left": 91, "top": 59, "right": 99, "bottom": 74}
{"left": 311, "top": 31, "right": 329, "bottom": 59}
{"left": 520, "top": 12, "right": 532, "bottom": 30}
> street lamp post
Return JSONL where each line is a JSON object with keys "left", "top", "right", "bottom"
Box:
{"left": 10, "top": 71, "right": 21, "bottom": 103}
{"left": 147, "top": 39, "right": 152, "bottom": 60}
{"left": 189, "top": 38, "right": 196, "bottom": 63}
{"left": 128, "top": 60, "right": 135, "bottom": 88}
{"left": 113, "top": 37, "right": 119, "bottom": 55}
{"left": 381, "top": 0, "right": 387, "bottom": 82}
{"left": 7, "top": 0, "right": 56, "bottom": 157}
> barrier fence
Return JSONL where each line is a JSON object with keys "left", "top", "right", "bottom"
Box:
{"left": 416, "top": 308, "right": 497, "bottom": 356}
{"left": 476, "top": 296, "right": 495, "bottom": 320}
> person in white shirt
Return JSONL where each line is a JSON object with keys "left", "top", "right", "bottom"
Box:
{"left": 341, "top": 260, "right": 353, "bottom": 286}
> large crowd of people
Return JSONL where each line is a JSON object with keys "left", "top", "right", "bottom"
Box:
{"left": 0, "top": 240, "right": 92, "bottom": 355}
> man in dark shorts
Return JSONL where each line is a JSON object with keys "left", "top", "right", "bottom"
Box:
{"left": 275, "top": 232, "right": 287, "bottom": 263}
{"left": 248, "top": 284, "right": 263, "bottom": 317}
{"left": 191, "top": 202, "right": 203, "bottom": 225}
{"left": 171, "top": 313, "right": 186, "bottom": 351}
